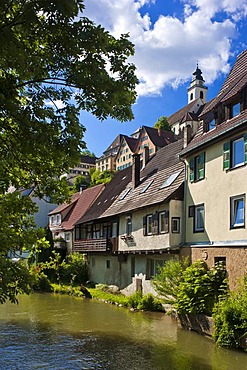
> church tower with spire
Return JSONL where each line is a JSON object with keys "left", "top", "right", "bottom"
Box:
{"left": 187, "top": 64, "right": 208, "bottom": 104}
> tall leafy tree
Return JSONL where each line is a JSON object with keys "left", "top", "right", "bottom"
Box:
{"left": 90, "top": 168, "right": 115, "bottom": 186}
{"left": 0, "top": 0, "right": 138, "bottom": 302}
{"left": 154, "top": 116, "right": 171, "bottom": 131}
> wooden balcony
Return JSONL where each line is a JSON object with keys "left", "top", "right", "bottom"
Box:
{"left": 73, "top": 238, "right": 107, "bottom": 252}
{"left": 73, "top": 237, "right": 119, "bottom": 253}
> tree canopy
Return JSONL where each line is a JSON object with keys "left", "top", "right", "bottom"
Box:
{"left": 90, "top": 168, "right": 115, "bottom": 186}
{"left": 154, "top": 116, "right": 171, "bottom": 131}
{"left": 0, "top": 0, "right": 138, "bottom": 302}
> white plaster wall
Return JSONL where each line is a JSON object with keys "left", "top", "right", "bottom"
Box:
{"left": 88, "top": 254, "right": 121, "bottom": 286}
{"left": 88, "top": 253, "right": 175, "bottom": 290}
{"left": 33, "top": 197, "right": 58, "bottom": 228}
{"left": 169, "top": 199, "right": 183, "bottom": 247}
{"left": 118, "top": 205, "right": 170, "bottom": 252}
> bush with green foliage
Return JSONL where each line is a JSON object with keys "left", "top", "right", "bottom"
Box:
{"left": 127, "top": 290, "right": 164, "bottom": 311}
{"left": 31, "top": 251, "right": 88, "bottom": 289}
{"left": 176, "top": 261, "right": 215, "bottom": 315}
{"left": 60, "top": 253, "right": 88, "bottom": 285}
{"left": 213, "top": 279, "right": 247, "bottom": 349}
{"left": 152, "top": 259, "right": 228, "bottom": 316}
{"left": 127, "top": 289, "right": 143, "bottom": 308}
{"left": 29, "top": 268, "right": 53, "bottom": 292}
{"left": 152, "top": 258, "right": 189, "bottom": 304}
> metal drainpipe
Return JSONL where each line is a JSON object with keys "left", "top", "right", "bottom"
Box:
{"left": 180, "top": 156, "right": 187, "bottom": 250}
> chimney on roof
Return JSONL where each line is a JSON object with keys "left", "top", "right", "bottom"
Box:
{"left": 132, "top": 153, "right": 141, "bottom": 189}
{"left": 157, "top": 128, "right": 161, "bottom": 136}
{"left": 183, "top": 124, "right": 192, "bottom": 148}
{"left": 143, "top": 146, "right": 149, "bottom": 167}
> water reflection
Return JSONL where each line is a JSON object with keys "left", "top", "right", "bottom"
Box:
{"left": 0, "top": 293, "right": 246, "bottom": 370}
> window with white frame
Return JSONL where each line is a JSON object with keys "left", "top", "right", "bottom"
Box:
{"left": 189, "top": 153, "right": 205, "bottom": 182}
{"left": 172, "top": 217, "right": 180, "bottom": 233}
{"left": 56, "top": 214, "right": 61, "bottom": 225}
{"left": 194, "top": 204, "right": 204, "bottom": 232}
{"left": 189, "top": 204, "right": 204, "bottom": 232}
{"left": 223, "top": 134, "right": 247, "bottom": 170}
{"left": 230, "top": 195, "right": 245, "bottom": 228}
{"left": 146, "top": 214, "right": 153, "bottom": 235}
{"left": 159, "top": 211, "right": 169, "bottom": 234}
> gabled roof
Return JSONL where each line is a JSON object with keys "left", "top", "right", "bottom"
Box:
{"left": 101, "top": 139, "right": 184, "bottom": 218}
{"left": 200, "top": 50, "right": 247, "bottom": 117}
{"left": 181, "top": 111, "right": 200, "bottom": 123}
{"left": 168, "top": 99, "right": 203, "bottom": 126}
{"left": 103, "top": 134, "right": 125, "bottom": 155}
{"left": 124, "top": 135, "right": 138, "bottom": 152}
{"left": 180, "top": 109, "right": 247, "bottom": 156}
{"left": 141, "top": 125, "right": 178, "bottom": 148}
{"left": 48, "top": 192, "right": 81, "bottom": 215}
{"left": 116, "top": 135, "right": 138, "bottom": 159}
{"left": 76, "top": 167, "right": 132, "bottom": 224}
{"left": 61, "top": 184, "right": 105, "bottom": 230}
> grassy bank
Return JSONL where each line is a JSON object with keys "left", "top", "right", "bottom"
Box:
{"left": 50, "top": 283, "right": 164, "bottom": 312}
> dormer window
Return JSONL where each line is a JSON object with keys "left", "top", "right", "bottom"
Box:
{"left": 56, "top": 214, "right": 61, "bottom": 225}
{"left": 208, "top": 119, "right": 215, "bottom": 131}
{"left": 231, "top": 102, "right": 240, "bottom": 118}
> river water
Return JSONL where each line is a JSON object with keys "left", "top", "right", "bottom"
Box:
{"left": 0, "top": 293, "right": 246, "bottom": 370}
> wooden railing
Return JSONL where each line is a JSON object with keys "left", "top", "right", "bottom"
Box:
{"left": 73, "top": 237, "right": 119, "bottom": 253}
{"left": 73, "top": 238, "right": 107, "bottom": 252}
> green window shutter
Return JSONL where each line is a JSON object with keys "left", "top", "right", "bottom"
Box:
{"left": 189, "top": 158, "right": 194, "bottom": 183}
{"left": 188, "top": 206, "right": 195, "bottom": 218}
{"left": 143, "top": 216, "right": 147, "bottom": 236}
{"left": 198, "top": 152, "right": 205, "bottom": 180}
{"left": 223, "top": 141, "right": 230, "bottom": 170}
{"left": 244, "top": 134, "right": 247, "bottom": 164}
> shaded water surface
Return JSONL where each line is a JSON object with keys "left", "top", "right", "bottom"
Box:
{"left": 0, "top": 293, "right": 246, "bottom": 369}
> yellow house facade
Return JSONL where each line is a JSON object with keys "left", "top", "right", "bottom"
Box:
{"left": 180, "top": 50, "right": 247, "bottom": 289}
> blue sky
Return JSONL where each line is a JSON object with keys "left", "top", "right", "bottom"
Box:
{"left": 81, "top": 0, "right": 247, "bottom": 157}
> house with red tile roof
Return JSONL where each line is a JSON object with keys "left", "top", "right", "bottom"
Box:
{"left": 179, "top": 49, "right": 247, "bottom": 289}
{"left": 95, "top": 134, "right": 124, "bottom": 172}
{"left": 74, "top": 140, "right": 184, "bottom": 291}
{"left": 115, "top": 135, "right": 138, "bottom": 171}
{"left": 48, "top": 184, "right": 105, "bottom": 256}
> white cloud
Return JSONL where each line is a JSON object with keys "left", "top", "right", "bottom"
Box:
{"left": 83, "top": 0, "right": 246, "bottom": 96}
{"left": 45, "top": 100, "right": 65, "bottom": 109}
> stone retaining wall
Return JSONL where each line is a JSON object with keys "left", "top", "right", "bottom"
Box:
{"left": 177, "top": 313, "right": 214, "bottom": 337}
